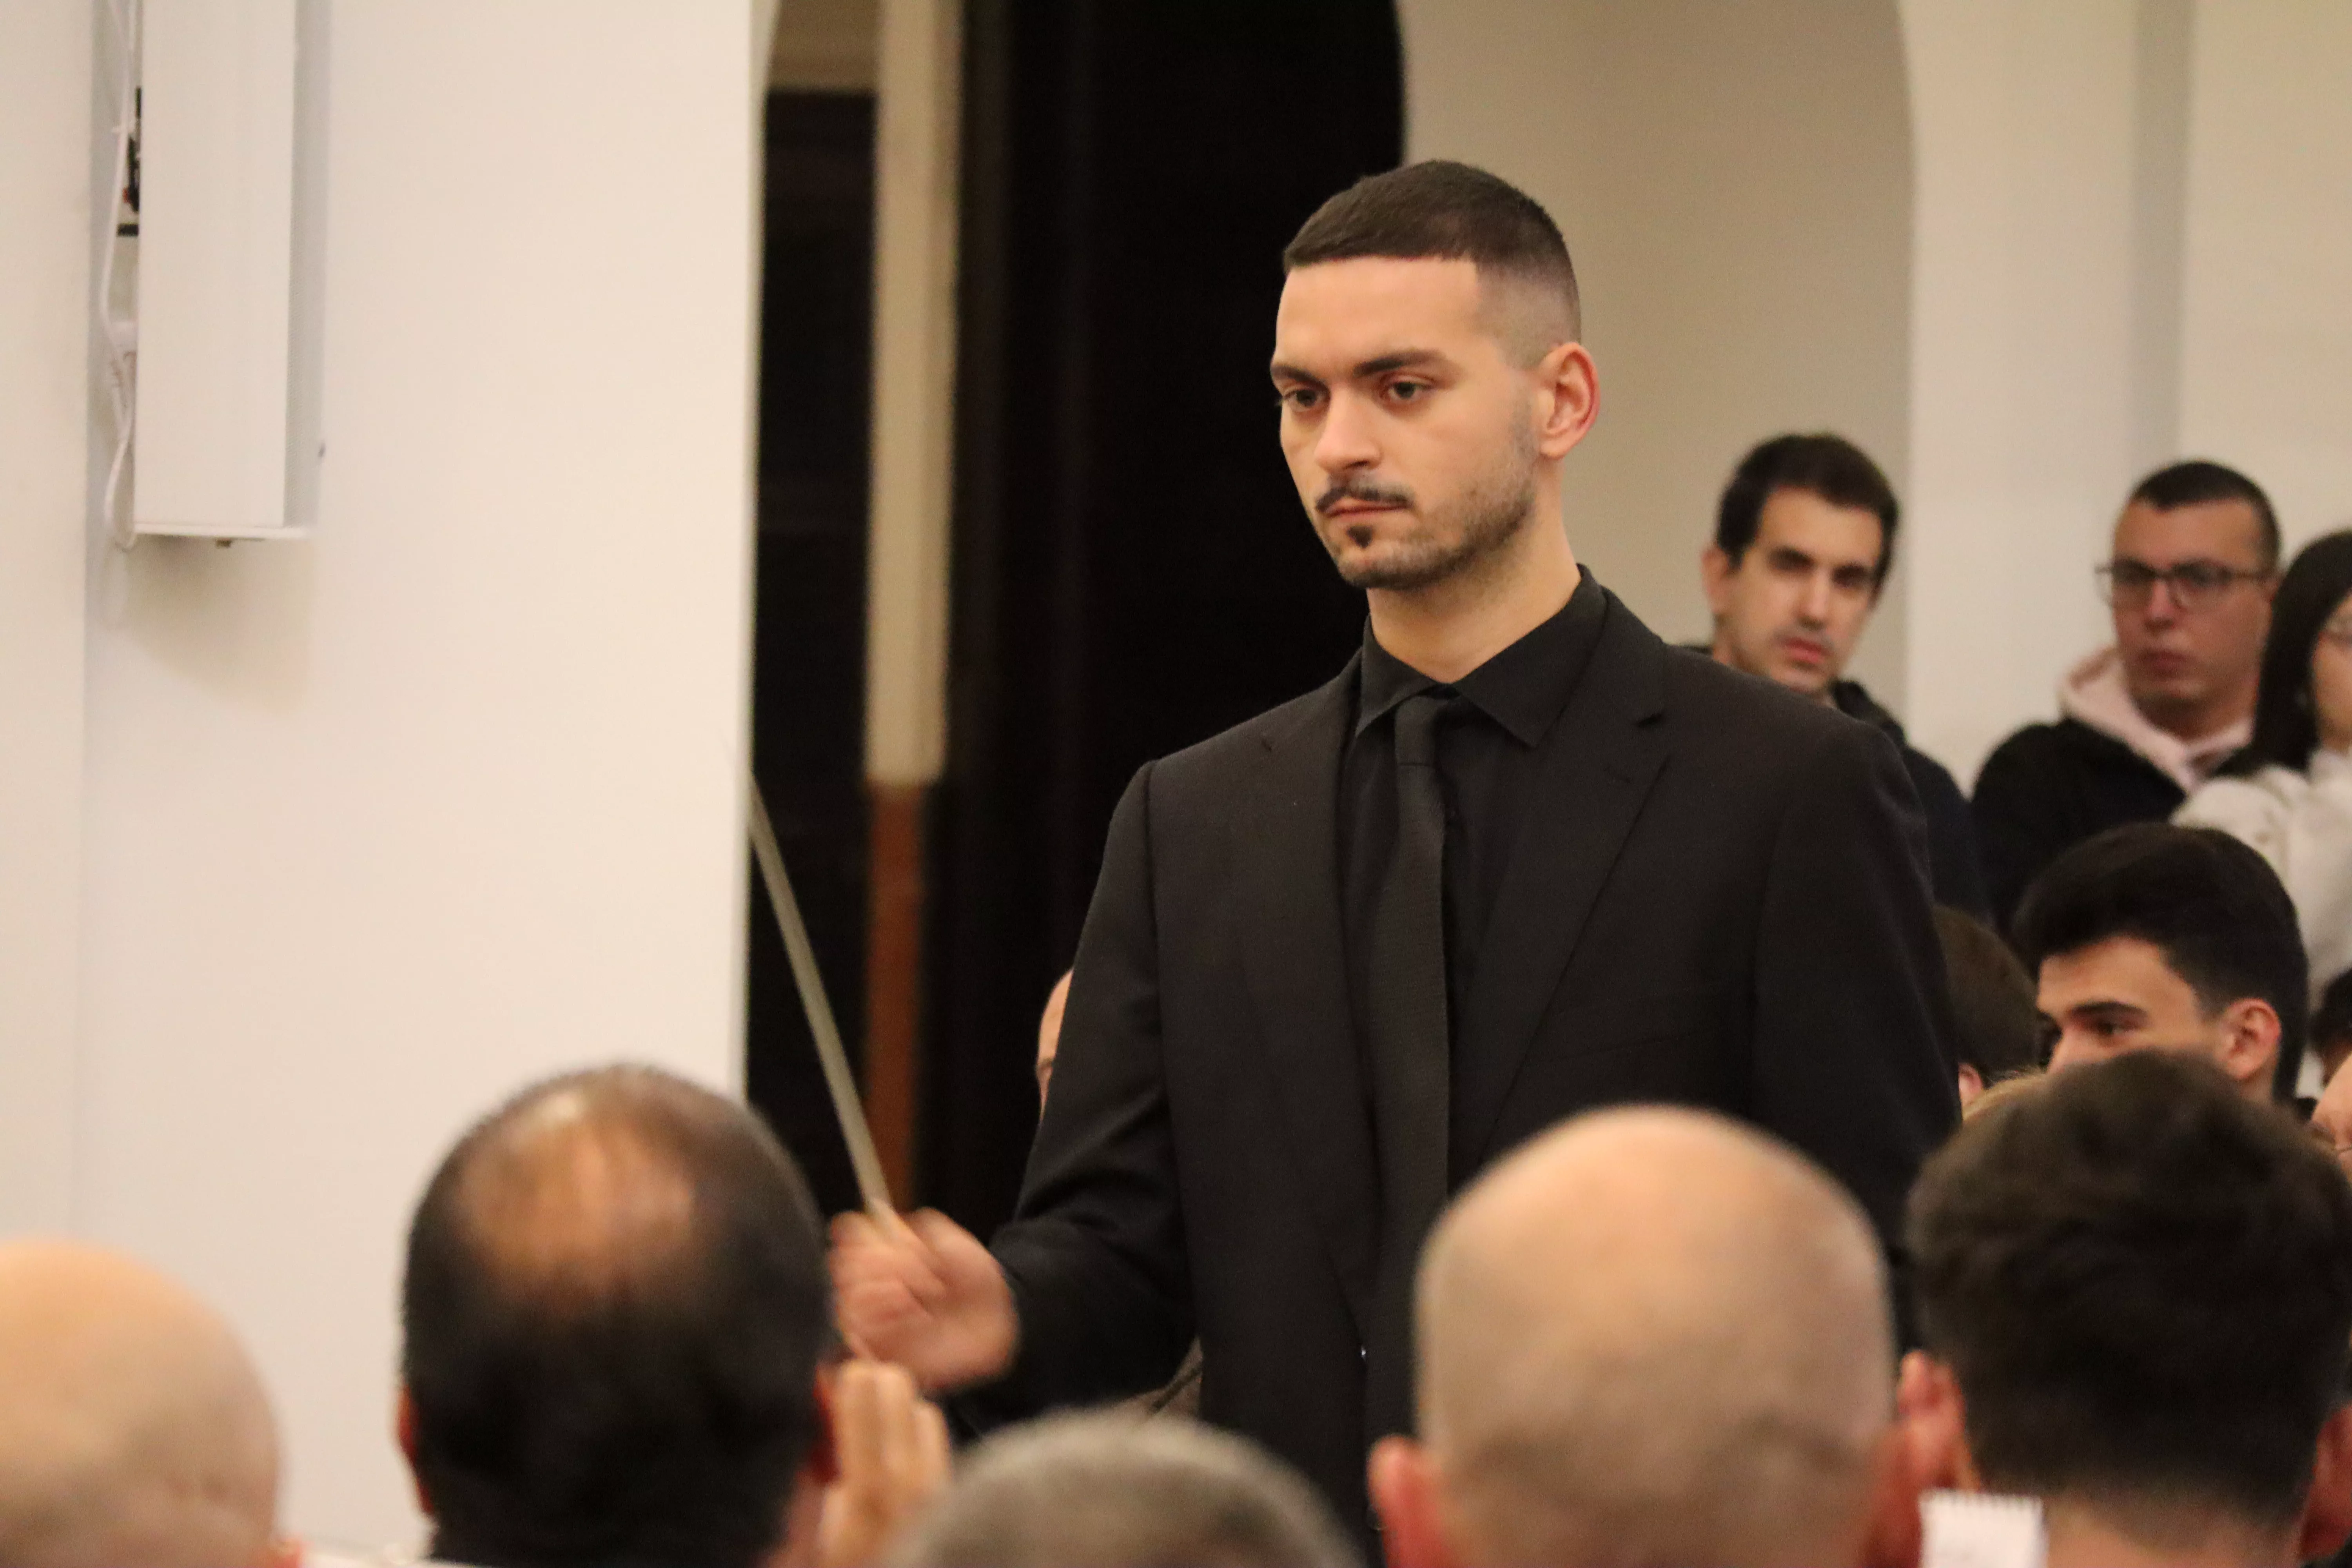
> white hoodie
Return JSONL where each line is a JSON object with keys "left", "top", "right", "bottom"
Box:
{"left": 2177, "top": 749, "right": 2352, "bottom": 1011}
{"left": 2059, "top": 647, "right": 2249, "bottom": 793}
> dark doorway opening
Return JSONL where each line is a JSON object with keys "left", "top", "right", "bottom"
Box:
{"left": 746, "top": 90, "right": 877, "bottom": 1219}
{"left": 922, "top": 1, "right": 1406, "bottom": 1233}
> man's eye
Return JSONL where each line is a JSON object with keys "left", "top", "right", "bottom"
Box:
{"left": 2176, "top": 563, "right": 2230, "bottom": 590}
{"left": 2110, "top": 563, "right": 2158, "bottom": 589}
{"left": 1279, "top": 388, "right": 1322, "bottom": 412}
{"left": 1386, "top": 380, "right": 1428, "bottom": 403}
{"left": 1833, "top": 570, "right": 1875, "bottom": 593}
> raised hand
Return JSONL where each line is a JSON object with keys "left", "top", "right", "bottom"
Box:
{"left": 829, "top": 1209, "right": 1018, "bottom": 1394}
{"left": 815, "top": 1358, "right": 951, "bottom": 1568}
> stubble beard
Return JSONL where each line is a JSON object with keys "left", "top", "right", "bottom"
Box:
{"left": 1327, "top": 432, "right": 1543, "bottom": 594}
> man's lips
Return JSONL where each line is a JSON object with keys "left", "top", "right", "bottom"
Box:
{"left": 1778, "top": 637, "right": 1830, "bottom": 666}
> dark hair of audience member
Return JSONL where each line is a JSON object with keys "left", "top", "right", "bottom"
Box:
{"left": 402, "top": 1065, "right": 831, "bottom": 1568}
{"left": 1934, "top": 905, "right": 2043, "bottom": 1082}
{"left": 1909, "top": 1052, "right": 2352, "bottom": 1533}
{"left": 1282, "top": 159, "right": 1580, "bottom": 354}
{"left": 2011, "top": 823, "right": 2308, "bottom": 1102}
{"left": 1714, "top": 433, "right": 1901, "bottom": 583}
{"left": 2221, "top": 529, "right": 2352, "bottom": 779}
{"left": 886, "top": 1412, "right": 1358, "bottom": 1568}
{"left": 2129, "top": 458, "right": 2282, "bottom": 573}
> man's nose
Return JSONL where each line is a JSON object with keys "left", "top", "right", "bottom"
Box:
{"left": 2046, "top": 1035, "right": 2096, "bottom": 1074}
{"left": 1796, "top": 572, "right": 1834, "bottom": 624}
{"left": 2141, "top": 578, "right": 2184, "bottom": 624}
{"left": 1312, "top": 391, "right": 1380, "bottom": 472}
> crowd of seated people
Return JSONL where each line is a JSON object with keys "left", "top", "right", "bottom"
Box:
{"left": 17, "top": 439, "right": 2352, "bottom": 1568}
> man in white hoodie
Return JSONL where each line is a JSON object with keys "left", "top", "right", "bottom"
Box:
{"left": 1973, "top": 461, "right": 2278, "bottom": 927}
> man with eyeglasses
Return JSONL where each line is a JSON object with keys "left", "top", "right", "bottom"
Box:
{"left": 1972, "top": 461, "right": 2279, "bottom": 927}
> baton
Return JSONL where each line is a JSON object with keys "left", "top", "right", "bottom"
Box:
{"left": 746, "top": 768, "right": 895, "bottom": 1219}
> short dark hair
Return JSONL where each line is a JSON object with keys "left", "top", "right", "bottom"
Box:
{"left": 1935, "top": 906, "right": 2043, "bottom": 1081}
{"left": 402, "top": 1066, "right": 831, "bottom": 1568}
{"left": 2225, "top": 529, "right": 2352, "bottom": 777}
{"left": 1715, "top": 433, "right": 1900, "bottom": 584}
{"left": 2012, "top": 824, "right": 2308, "bottom": 1102}
{"left": 2128, "top": 459, "right": 2281, "bottom": 573}
{"left": 1909, "top": 1051, "right": 2352, "bottom": 1532}
{"left": 886, "top": 1413, "right": 1358, "bottom": 1568}
{"left": 2315, "top": 968, "right": 2352, "bottom": 1059}
{"left": 1283, "top": 160, "right": 1581, "bottom": 350}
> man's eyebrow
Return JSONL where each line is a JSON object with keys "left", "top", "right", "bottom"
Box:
{"left": 1268, "top": 360, "right": 1322, "bottom": 385}
{"left": 1352, "top": 350, "right": 1448, "bottom": 377}
{"left": 2067, "top": 1000, "right": 2148, "bottom": 1021}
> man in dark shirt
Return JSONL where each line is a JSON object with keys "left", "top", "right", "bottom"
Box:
{"left": 831, "top": 161, "right": 1955, "bottom": 1531}
{"left": 1700, "top": 432, "right": 1987, "bottom": 916}
{"left": 1971, "top": 461, "right": 2278, "bottom": 927}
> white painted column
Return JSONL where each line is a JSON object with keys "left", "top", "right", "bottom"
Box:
{"left": 864, "top": 0, "right": 960, "bottom": 793}
{"left": 1896, "top": 0, "right": 2145, "bottom": 783}
{"left": 0, "top": 0, "right": 93, "bottom": 1236}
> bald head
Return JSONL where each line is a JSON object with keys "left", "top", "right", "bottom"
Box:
{"left": 0, "top": 1241, "right": 279, "bottom": 1568}
{"left": 1405, "top": 1109, "right": 1894, "bottom": 1568}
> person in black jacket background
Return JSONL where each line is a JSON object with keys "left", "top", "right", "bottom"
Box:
{"left": 1700, "top": 432, "right": 1989, "bottom": 917}
{"left": 1971, "top": 461, "right": 2278, "bottom": 928}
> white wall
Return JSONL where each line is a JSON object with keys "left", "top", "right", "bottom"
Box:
{"left": 1399, "top": 0, "right": 1915, "bottom": 698}
{"left": 1896, "top": 0, "right": 2147, "bottom": 782}
{"left": 67, "top": 1, "right": 762, "bottom": 1548}
{"left": 2177, "top": 2, "right": 2352, "bottom": 551}
{"left": 0, "top": 0, "right": 93, "bottom": 1237}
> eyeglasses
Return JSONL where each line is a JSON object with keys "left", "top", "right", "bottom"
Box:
{"left": 2095, "top": 558, "right": 2270, "bottom": 612}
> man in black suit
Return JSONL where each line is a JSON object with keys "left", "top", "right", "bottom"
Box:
{"left": 831, "top": 161, "right": 1957, "bottom": 1529}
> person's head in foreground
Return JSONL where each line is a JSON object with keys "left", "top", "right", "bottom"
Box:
{"left": 886, "top": 1411, "right": 1356, "bottom": 1568}
{"left": 1935, "top": 904, "right": 2044, "bottom": 1108}
{"left": 1272, "top": 160, "right": 1593, "bottom": 613}
{"left": 2013, "top": 822, "right": 2305, "bottom": 1102}
{"left": 1904, "top": 1052, "right": 2352, "bottom": 1567}
{"left": 0, "top": 1240, "right": 283, "bottom": 1568}
{"left": 2225, "top": 528, "right": 2352, "bottom": 778}
{"left": 400, "top": 1064, "right": 833, "bottom": 1568}
{"left": 2102, "top": 459, "right": 2279, "bottom": 742}
{"left": 1368, "top": 1107, "right": 1913, "bottom": 1568}
{"left": 1702, "top": 432, "right": 1900, "bottom": 700}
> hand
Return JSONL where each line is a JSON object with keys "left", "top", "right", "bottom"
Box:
{"left": 817, "top": 1359, "right": 951, "bottom": 1568}
{"left": 830, "top": 1209, "right": 1018, "bottom": 1393}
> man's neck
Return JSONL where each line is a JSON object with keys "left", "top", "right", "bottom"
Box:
{"left": 2042, "top": 1499, "right": 2296, "bottom": 1568}
{"left": 2142, "top": 686, "right": 2256, "bottom": 749}
{"left": 1366, "top": 514, "right": 1580, "bottom": 684}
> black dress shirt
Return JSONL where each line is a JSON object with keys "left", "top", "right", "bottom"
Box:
{"left": 1339, "top": 573, "right": 1608, "bottom": 1116}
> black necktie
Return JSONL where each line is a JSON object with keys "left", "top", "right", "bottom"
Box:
{"left": 1363, "top": 690, "right": 1454, "bottom": 1436}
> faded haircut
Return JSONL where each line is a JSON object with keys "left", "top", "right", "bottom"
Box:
{"left": 887, "top": 1412, "right": 1359, "bottom": 1568}
{"left": 1284, "top": 160, "right": 1581, "bottom": 363}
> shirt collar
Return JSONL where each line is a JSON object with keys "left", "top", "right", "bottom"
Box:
{"left": 1354, "top": 570, "right": 1606, "bottom": 746}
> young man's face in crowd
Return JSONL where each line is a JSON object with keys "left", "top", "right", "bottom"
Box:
{"left": 2109, "top": 499, "right": 2274, "bottom": 731}
{"left": 1270, "top": 256, "right": 1572, "bottom": 594}
{"left": 2036, "top": 936, "right": 2278, "bottom": 1101}
{"left": 1703, "top": 488, "right": 1884, "bottom": 700}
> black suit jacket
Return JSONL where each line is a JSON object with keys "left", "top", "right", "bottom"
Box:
{"left": 970, "top": 588, "right": 1958, "bottom": 1525}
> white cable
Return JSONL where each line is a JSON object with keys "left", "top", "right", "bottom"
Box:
{"left": 96, "top": 0, "right": 140, "bottom": 550}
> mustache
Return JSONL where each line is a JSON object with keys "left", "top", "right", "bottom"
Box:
{"left": 1315, "top": 475, "right": 1414, "bottom": 516}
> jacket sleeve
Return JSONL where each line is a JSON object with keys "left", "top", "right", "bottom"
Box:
{"left": 956, "top": 764, "right": 1193, "bottom": 1427}
{"left": 1751, "top": 720, "right": 1961, "bottom": 1332}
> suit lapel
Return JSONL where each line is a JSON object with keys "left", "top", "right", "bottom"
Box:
{"left": 1452, "top": 595, "right": 1670, "bottom": 1176}
{"left": 1234, "top": 660, "right": 1379, "bottom": 1338}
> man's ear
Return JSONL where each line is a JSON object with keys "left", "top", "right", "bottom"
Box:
{"left": 1531, "top": 340, "right": 1599, "bottom": 461}
{"left": 1701, "top": 545, "right": 1736, "bottom": 619}
{"left": 1857, "top": 1424, "right": 1924, "bottom": 1568}
{"left": 1895, "top": 1351, "right": 1976, "bottom": 1495}
{"left": 808, "top": 1365, "right": 841, "bottom": 1487}
{"left": 1368, "top": 1435, "right": 1459, "bottom": 1568}
{"left": 1957, "top": 1062, "right": 1985, "bottom": 1109}
{"left": 2216, "top": 997, "right": 2283, "bottom": 1095}
{"left": 395, "top": 1386, "right": 432, "bottom": 1517}
{"left": 2295, "top": 1404, "right": 2352, "bottom": 1562}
